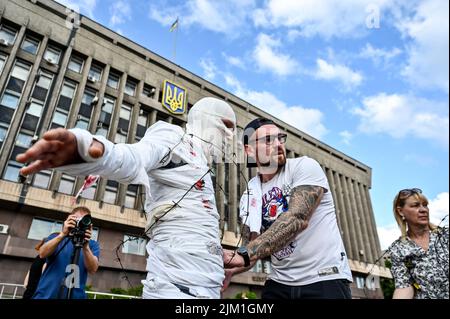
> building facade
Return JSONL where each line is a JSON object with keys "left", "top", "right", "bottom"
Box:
{"left": 0, "top": 0, "right": 390, "bottom": 298}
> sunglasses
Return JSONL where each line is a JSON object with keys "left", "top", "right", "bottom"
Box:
{"left": 252, "top": 133, "right": 288, "bottom": 145}
{"left": 399, "top": 188, "right": 422, "bottom": 196}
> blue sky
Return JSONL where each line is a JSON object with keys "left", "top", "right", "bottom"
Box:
{"left": 59, "top": 0, "right": 449, "bottom": 250}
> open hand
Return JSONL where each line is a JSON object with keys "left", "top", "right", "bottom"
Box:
{"left": 16, "top": 128, "right": 104, "bottom": 176}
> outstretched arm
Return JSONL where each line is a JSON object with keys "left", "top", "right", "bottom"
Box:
{"left": 224, "top": 185, "right": 324, "bottom": 267}
{"left": 16, "top": 128, "right": 104, "bottom": 176}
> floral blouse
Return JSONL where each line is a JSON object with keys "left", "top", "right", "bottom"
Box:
{"left": 389, "top": 227, "right": 449, "bottom": 299}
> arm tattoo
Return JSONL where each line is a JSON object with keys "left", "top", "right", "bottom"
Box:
{"left": 247, "top": 185, "right": 324, "bottom": 261}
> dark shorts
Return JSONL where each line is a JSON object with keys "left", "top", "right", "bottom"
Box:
{"left": 262, "top": 278, "right": 352, "bottom": 299}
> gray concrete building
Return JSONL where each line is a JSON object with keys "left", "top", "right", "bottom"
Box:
{"left": 0, "top": 0, "right": 391, "bottom": 298}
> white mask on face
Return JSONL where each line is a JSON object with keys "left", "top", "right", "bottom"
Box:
{"left": 186, "top": 97, "right": 236, "bottom": 162}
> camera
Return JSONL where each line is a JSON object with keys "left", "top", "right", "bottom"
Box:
{"left": 69, "top": 214, "right": 92, "bottom": 247}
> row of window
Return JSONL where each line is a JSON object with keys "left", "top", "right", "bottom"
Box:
{"left": 28, "top": 217, "right": 147, "bottom": 256}
{"left": 1, "top": 24, "right": 156, "bottom": 99}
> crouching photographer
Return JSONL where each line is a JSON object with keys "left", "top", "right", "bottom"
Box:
{"left": 32, "top": 206, "right": 100, "bottom": 299}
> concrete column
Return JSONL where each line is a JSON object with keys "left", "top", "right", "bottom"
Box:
{"left": 0, "top": 35, "right": 48, "bottom": 173}
{"left": 333, "top": 171, "right": 353, "bottom": 260}
{"left": 107, "top": 72, "right": 126, "bottom": 142}
{"left": 0, "top": 25, "right": 26, "bottom": 95}
{"left": 42, "top": 43, "right": 74, "bottom": 192}
{"left": 346, "top": 177, "right": 365, "bottom": 262}
{"left": 325, "top": 168, "right": 341, "bottom": 230}
{"left": 362, "top": 185, "right": 382, "bottom": 263}
{"left": 166, "top": 116, "right": 173, "bottom": 124}
{"left": 354, "top": 181, "right": 374, "bottom": 264}
{"left": 116, "top": 80, "right": 144, "bottom": 208}
{"left": 288, "top": 150, "right": 295, "bottom": 158}
{"left": 339, "top": 174, "right": 359, "bottom": 261}
{"left": 149, "top": 110, "right": 157, "bottom": 125}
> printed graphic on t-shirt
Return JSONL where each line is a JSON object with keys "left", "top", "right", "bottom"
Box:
{"left": 262, "top": 185, "right": 296, "bottom": 260}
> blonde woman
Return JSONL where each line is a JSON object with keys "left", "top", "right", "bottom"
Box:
{"left": 389, "top": 188, "right": 448, "bottom": 299}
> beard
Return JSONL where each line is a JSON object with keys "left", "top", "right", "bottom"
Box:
{"left": 258, "top": 151, "right": 286, "bottom": 167}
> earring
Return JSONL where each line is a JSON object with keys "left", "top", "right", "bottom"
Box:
{"left": 401, "top": 215, "right": 405, "bottom": 221}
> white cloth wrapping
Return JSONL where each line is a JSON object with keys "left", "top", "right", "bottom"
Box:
{"left": 56, "top": 121, "right": 225, "bottom": 297}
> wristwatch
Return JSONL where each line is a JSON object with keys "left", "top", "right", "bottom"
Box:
{"left": 237, "top": 246, "right": 250, "bottom": 267}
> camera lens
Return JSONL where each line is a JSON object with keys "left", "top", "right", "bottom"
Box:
{"left": 77, "top": 215, "right": 92, "bottom": 230}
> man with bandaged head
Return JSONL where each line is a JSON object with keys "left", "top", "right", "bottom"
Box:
{"left": 17, "top": 97, "right": 236, "bottom": 298}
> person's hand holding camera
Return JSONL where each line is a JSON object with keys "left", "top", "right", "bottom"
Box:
{"left": 83, "top": 226, "right": 93, "bottom": 247}
{"left": 61, "top": 215, "right": 78, "bottom": 237}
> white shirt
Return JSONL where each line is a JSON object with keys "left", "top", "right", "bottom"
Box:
{"left": 58, "top": 121, "right": 224, "bottom": 290}
{"left": 243, "top": 157, "right": 352, "bottom": 286}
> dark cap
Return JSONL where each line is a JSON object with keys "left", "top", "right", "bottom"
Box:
{"left": 243, "top": 118, "right": 275, "bottom": 145}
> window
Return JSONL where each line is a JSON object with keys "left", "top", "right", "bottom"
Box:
{"left": 355, "top": 276, "right": 365, "bottom": 289}
{"left": 43, "top": 46, "right": 61, "bottom": 65}
{"left": 27, "top": 101, "right": 44, "bottom": 117}
{"left": 0, "top": 123, "right": 8, "bottom": 148}
{"left": 75, "top": 116, "right": 89, "bottom": 130}
{"left": 124, "top": 80, "right": 136, "bottom": 96}
{"left": 0, "top": 93, "right": 20, "bottom": 109}
{"left": 3, "top": 161, "right": 22, "bottom": 182}
{"left": 263, "top": 260, "right": 271, "bottom": 274}
{"left": 68, "top": 55, "right": 83, "bottom": 73}
{"left": 124, "top": 185, "right": 137, "bottom": 209}
{"left": 0, "top": 53, "right": 8, "bottom": 73}
{"left": 119, "top": 104, "right": 131, "bottom": 120}
{"left": 58, "top": 174, "right": 75, "bottom": 194}
{"left": 0, "top": 25, "right": 17, "bottom": 45}
{"left": 107, "top": 72, "right": 120, "bottom": 89}
{"left": 88, "top": 64, "right": 102, "bottom": 82}
{"left": 33, "top": 170, "right": 52, "bottom": 189}
{"left": 21, "top": 37, "right": 39, "bottom": 55}
{"left": 11, "top": 62, "right": 31, "bottom": 81}
{"left": 122, "top": 235, "right": 146, "bottom": 256}
{"left": 114, "top": 131, "right": 127, "bottom": 144}
{"left": 142, "top": 84, "right": 156, "bottom": 98}
{"left": 0, "top": 125, "right": 7, "bottom": 143}
{"left": 16, "top": 132, "right": 33, "bottom": 148}
{"left": 81, "top": 185, "right": 96, "bottom": 199}
{"left": 103, "top": 181, "right": 117, "bottom": 204}
{"left": 52, "top": 111, "right": 68, "bottom": 127}
{"left": 36, "top": 73, "right": 53, "bottom": 90}
{"left": 28, "top": 218, "right": 63, "bottom": 240}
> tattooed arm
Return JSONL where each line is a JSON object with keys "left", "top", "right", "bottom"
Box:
{"left": 246, "top": 185, "right": 324, "bottom": 262}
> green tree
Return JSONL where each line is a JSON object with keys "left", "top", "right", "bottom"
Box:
{"left": 380, "top": 258, "right": 395, "bottom": 299}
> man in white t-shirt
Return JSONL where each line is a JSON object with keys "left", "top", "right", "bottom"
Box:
{"left": 17, "top": 97, "right": 236, "bottom": 299}
{"left": 223, "top": 118, "right": 352, "bottom": 299}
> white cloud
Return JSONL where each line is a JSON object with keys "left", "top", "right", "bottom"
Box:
{"left": 397, "top": 0, "right": 449, "bottom": 93}
{"left": 378, "top": 224, "right": 400, "bottom": 250}
{"left": 225, "top": 74, "right": 328, "bottom": 139}
{"left": 149, "top": 0, "right": 256, "bottom": 35}
{"left": 199, "top": 58, "right": 217, "bottom": 81}
{"left": 429, "top": 192, "right": 449, "bottom": 226}
{"left": 222, "top": 53, "right": 245, "bottom": 69}
{"left": 352, "top": 93, "right": 449, "bottom": 148}
{"left": 55, "top": 0, "right": 97, "bottom": 17}
{"left": 109, "top": 0, "right": 131, "bottom": 27}
{"left": 313, "top": 58, "right": 363, "bottom": 89}
{"left": 253, "top": 33, "right": 299, "bottom": 76}
{"left": 339, "top": 130, "right": 353, "bottom": 145}
{"left": 359, "top": 43, "right": 402, "bottom": 66}
{"left": 253, "top": 0, "right": 391, "bottom": 39}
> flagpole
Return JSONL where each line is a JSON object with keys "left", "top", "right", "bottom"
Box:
{"left": 173, "top": 17, "right": 178, "bottom": 63}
